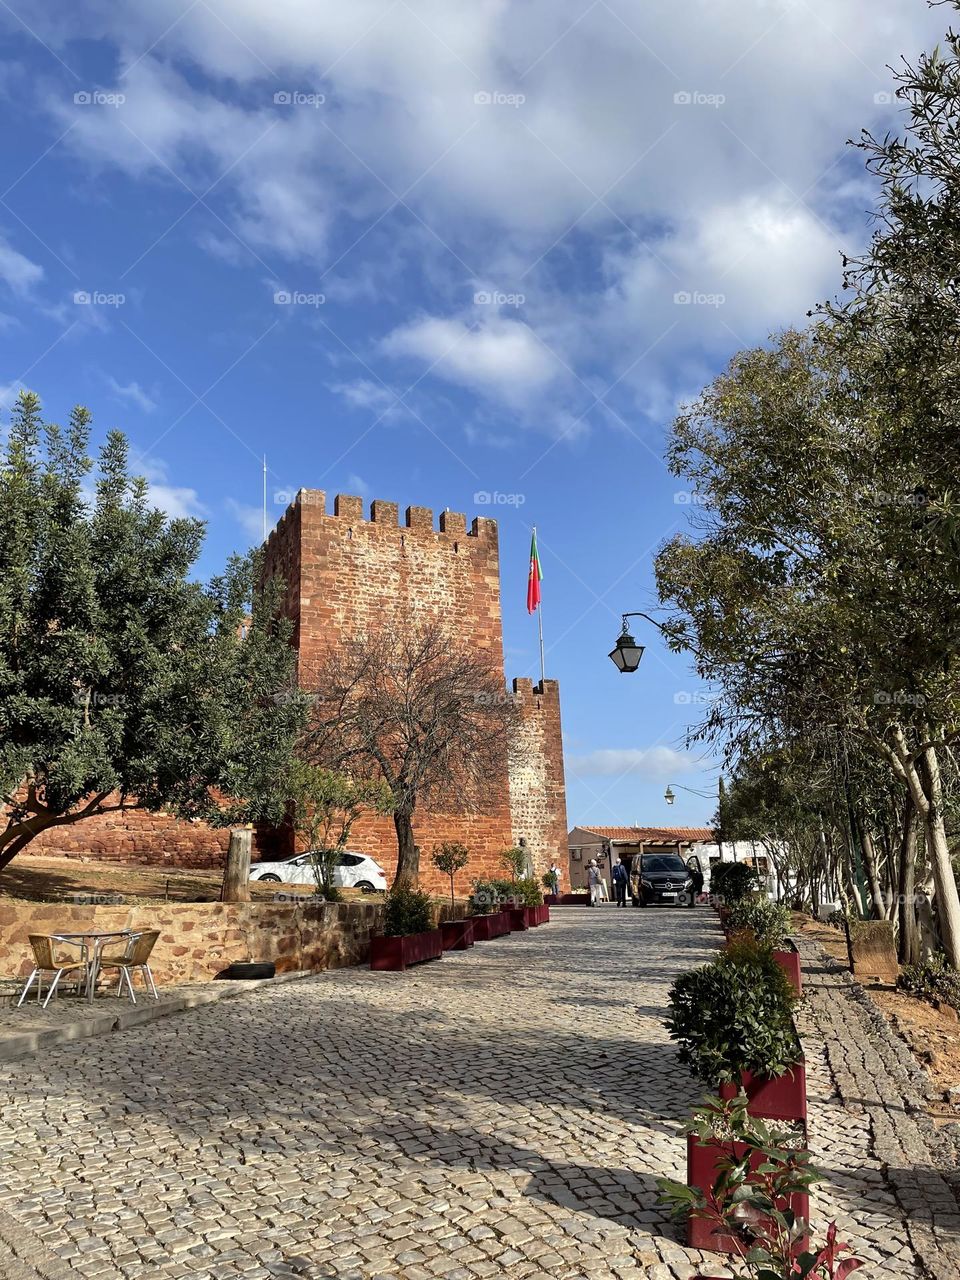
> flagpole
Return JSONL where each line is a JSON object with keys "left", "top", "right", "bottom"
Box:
{"left": 533, "top": 525, "right": 546, "bottom": 686}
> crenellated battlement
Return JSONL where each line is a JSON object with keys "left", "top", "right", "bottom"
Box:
{"left": 511, "top": 677, "right": 561, "bottom": 709}
{"left": 267, "top": 488, "right": 497, "bottom": 545}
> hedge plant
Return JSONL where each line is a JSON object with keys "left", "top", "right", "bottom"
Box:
{"left": 667, "top": 940, "right": 801, "bottom": 1083}
{"left": 710, "top": 860, "right": 760, "bottom": 905}
{"left": 727, "top": 897, "right": 792, "bottom": 950}
{"left": 383, "top": 886, "right": 434, "bottom": 936}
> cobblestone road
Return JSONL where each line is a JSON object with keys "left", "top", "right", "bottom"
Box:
{"left": 0, "top": 908, "right": 951, "bottom": 1279}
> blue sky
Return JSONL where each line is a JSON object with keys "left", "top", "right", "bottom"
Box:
{"left": 0, "top": 1, "right": 943, "bottom": 829}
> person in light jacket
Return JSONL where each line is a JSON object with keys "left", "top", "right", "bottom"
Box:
{"left": 587, "top": 859, "right": 603, "bottom": 906}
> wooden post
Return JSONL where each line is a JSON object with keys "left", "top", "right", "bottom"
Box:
{"left": 221, "top": 828, "right": 253, "bottom": 902}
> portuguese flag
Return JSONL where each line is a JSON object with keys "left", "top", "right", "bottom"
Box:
{"left": 526, "top": 529, "right": 542, "bottom": 614}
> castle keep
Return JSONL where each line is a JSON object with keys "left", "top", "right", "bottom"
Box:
{"left": 262, "top": 490, "right": 569, "bottom": 889}
{"left": 26, "top": 490, "right": 568, "bottom": 892}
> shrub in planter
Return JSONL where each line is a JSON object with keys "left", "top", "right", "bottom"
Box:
{"left": 468, "top": 878, "right": 501, "bottom": 916}
{"left": 727, "top": 899, "right": 791, "bottom": 951}
{"left": 710, "top": 861, "right": 760, "bottom": 906}
{"left": 513, "top": 876, "right": 544, "bottom": 907}
{"left": 658, "top": 1094, "right": 862, "bottom": 1278}
{"left": 667, "top": 941, "right": 801, "bottom": 1091}
{"left": 383, "top": 886, "right": 434, "bottom": 937}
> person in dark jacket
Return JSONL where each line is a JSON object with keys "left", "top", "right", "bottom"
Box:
{"left": 611, "top": 857, "right": 629, "bottom": 907}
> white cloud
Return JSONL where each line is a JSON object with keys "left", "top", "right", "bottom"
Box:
{"left": 567, "top": 746, "right": 696, "bottom": 781}
{"left": 346, "top": 473, "right": 370, "bottom": 496}
{"left": 31, "top": 1, "right": 946, "bottom": 420}
{"left": 105, "top": 376, "right": 157, "bottom": 413}
{"left": 0, "top": 237, "right": 43, "bottom": 296}
{"left": 382, "top": 314, "right": 561, "bottom": 405}
{"left": 227, "top": 497, "right": 266, "bottom": 544}
{"left": 329, "top": 379, "right": 398, "bottom": 413}
{"left": 137, "top": 458, "right": 206, "bottom": 519}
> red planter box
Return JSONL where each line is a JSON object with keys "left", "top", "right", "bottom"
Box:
{"left": 539, "top": 904, "right": 550, "bottom": 924}
{"left": 506, "top": 907, "right": 529, "bottom": 931}
{"left": 441, "top": 919, "right": 474, "bottom": 951}
{"left": 370, "top": 929, "right": 443, "bottom": 971}
{"left": 719, "top": 1059, "right": 807, "bottom": 1123}
{"left": 471, "top": 914, "right": 498, "bottom": 941}
{"left": 687, "top": 1133, "right": 809, "bottom": 1254}
{"left": 472, "top": 911, "right": 510, "bottom": 940}
{"left": 525, "top": 906, "right": 541, "bottom": 927}
{"left": 559, "top": 892, "right": 590, "bottom": 905}
{"left": 544, "top": 894, "right": 559, "bottom": 906}
{"left": 773, "top": 948, "right": 802, "bottom": 995}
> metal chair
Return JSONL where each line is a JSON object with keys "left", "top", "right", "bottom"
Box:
{"left": 96, "top": 930, "right": 160, "bottom": 1003}
{"left": 16, "top": 935, "right": 88, "bottom": 1009}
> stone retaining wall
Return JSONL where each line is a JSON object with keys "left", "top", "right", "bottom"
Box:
{"left": 0, "top": 898, "right": 398, "bottom": 985}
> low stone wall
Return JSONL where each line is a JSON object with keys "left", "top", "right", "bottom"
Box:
{"left": 0, "top": 898, "right": 388, "bottom": 985}
{"left": 0, "top": 896, "right": 470, "bottom": 986}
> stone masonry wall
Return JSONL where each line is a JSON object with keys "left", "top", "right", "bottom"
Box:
{"left": 507, "top": 678, "right": 568, "bottom": 879}
{"left": 0, "top": 898, "right": 386, "bottom": 985}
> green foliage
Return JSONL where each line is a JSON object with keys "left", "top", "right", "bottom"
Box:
{"left": 285, "top": 761, "right": 393, "bottom": 892}
{"left": 431, "top": 841, "right": 470, "bottom": 878}
{"left": 432, "top": 841, "right": 471, "bottom": 908}
{"left": 897, "top": 956, "right": 960, "bottom": 1010}
{"left": 658, "top": 1093, "right": 862, "bottom": 1279}
{"left": 512, "top": 876, "right": 544, "bottom": 907}
{"left": 711, "top": 861, "right": 760, "bottom": 905}
{"left": 499, "top": 846, "right": 528, "bottom": 880}
{"left": 0, "top": 392, "right": 306, "bottom": 869}
{"left": 668, "top": 942, "right": 801, "bottom": 1084}
{"left": 728, "top": 898, "right": 792, "bottom": 951}
{"left": 468, "top": 875, "right": 542, "bottom": 912}
{"left": 468, "top": 877, "right": 501, "bottom": 915}
{"left": 383, "top": 885, "right": 434, "bottom": 936}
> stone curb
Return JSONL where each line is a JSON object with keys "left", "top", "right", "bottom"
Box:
{"left": 0, "top": 968, "right": 315, "bottom": 1062}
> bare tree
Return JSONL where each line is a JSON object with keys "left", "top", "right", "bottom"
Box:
{"left": 304, "top": 616, "right": 519, "bottom": 888}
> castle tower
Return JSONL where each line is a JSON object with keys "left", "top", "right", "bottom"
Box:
{"left": 263, "top": 490, "right": 568, "bottom": 890}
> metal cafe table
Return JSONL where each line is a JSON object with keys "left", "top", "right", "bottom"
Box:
{"left": 55, "top": 929, "right": 135, "bottom": 1003}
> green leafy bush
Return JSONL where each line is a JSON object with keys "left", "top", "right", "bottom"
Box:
{"left": 668, "top": 941, "right": 801, "bottom": 1084}
{"left": 658, "top": 1093, "right": 860, "bottom": 1279}
{"left": 512, "top": 876, "right": 544, "bottom": 907}
{"left": 499, "top": 846, "right": 528, "bottom": 879}
{"left": 383, "top": 886, "right": 434, "bottom": 936}
{"left": 727, "top": 897, "right": 792, "bottom": 950}
{"left": 897, "top": 955, "right": 960, "bottom": 1010}
{"left": 710, "top": 861, "right": 760, "bottom": 904}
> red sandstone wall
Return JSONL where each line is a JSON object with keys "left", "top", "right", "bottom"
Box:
{"left": 268, "top": 491, "right": 517, "bottom": 892}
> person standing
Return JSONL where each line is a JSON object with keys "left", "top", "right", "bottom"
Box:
{"left": 548, "top": 861, "right": 562, "bottom": 896}
{"left": 611, "top": 857, "right": 629, "bottom": 907}
{"left": 587, "top": 859, "right": 603, "bottom": 906}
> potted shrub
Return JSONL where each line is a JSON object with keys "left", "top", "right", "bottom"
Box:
{"left": 513, "top": 875, "right": 546, "bottom": 926}
{"left": 659, "top": 1095, "right": 862, "bottom": 1277}
{"left": 711, "top": 862, "right": 760, "bottom": 920}
{"left": 468, "top": 879, "right": 509, "bottom": 940}
{"left": 370, "top": 887, "right": 443, "bottom": 971}
{"left": 431, "top": 842, "right": 474, "bottom": 951}
{"left": 726, "top": 898, "right": 801, "bottom": 994}
{"left": 668, "top": 940, "right": 806, "bottom": 1122}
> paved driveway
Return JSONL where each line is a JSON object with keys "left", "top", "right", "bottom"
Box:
{"left": 0, "top": 907, "right": 932, "bottom": 1279}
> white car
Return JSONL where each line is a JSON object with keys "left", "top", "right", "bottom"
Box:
{"left": 249, "top": 851, "right": 387, "bottom": 893}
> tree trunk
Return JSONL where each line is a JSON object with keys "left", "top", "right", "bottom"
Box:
{"left": 897, "top": 793, "right": 920, "bottom": 965}
{"left": 859, "top": 826, "right": 887, "bottom": 920}
{"left": 221, "top": 828, "right": 252, "bottom": 902}
{"left": 918, "top": 747, "right": 960, "bottom": 969}
{"left": 392, "top": 808, "right": 419, "bottom": 889}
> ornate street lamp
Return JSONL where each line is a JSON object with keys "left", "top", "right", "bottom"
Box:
{"left": 608, "top": 621, "right": 644, "bottom": 673}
